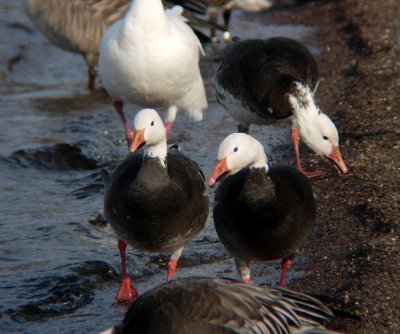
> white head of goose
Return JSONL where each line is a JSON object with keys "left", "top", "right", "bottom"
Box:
{"left": 103, "top": 109, "right": 209, "bottom": 304}
{"left": 209, "top": 133, "right": 316, "bottom": 286}
{"left": 100, "top": 277, "right": 339, "bottom": 334}
{"left": 130, "top": 109, "right": 168, "bottom": 160}
{"left": 214, "top": 37, "right": 348, "bottom": 177}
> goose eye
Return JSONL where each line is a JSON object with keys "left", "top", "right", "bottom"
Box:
{"left": 323, "top": 135, "right": 328, "bottom": 140}
{"left": 151, "top": 121, "right": 155, "bottom": 126}
{"left": 233, "top": 147, "right": 238, "bottom": 152}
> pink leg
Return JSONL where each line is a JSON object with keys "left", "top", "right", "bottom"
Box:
{"left": 113, "top": 101, "right": 134, "bottom": 149}
{"left": 279, "top": 257, "right": 293, "bottom": 287}
{"left": 115, "top": 239, "right": 139, "bottom": 304}
{"left": 164, "top": 122, "right": 172, "bottom": 139}
{"left": 291, "top": 128, "right": 322, "bottom": 178}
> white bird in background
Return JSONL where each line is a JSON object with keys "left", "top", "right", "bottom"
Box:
{"left": 198, "top": 0, "right": 274, "bottom": 42}
{"left": 22, "top": 0, "right": 209, "bottom": 90}
{"left": 98, "top": 0, "right": 208, "bottom": 147}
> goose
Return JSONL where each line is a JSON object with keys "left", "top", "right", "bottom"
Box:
{"left": 208, "top": 133, "right": 316, "bottom": 286}
{"left": 103, "top": 109, "right": 209, "bottom": 304}
{"left": 98, "top": 0, "right": 208, "bottom": 148}
{"left": 22, "top": 0, "right": 208, "bottom": 90}
{"left": 100, "top": 277, "right": 339, "bottom": 334}
{"left": 198, "top": 0, "right": 274, "bottom": 42}
{"left": 215, "top": 37, "right": 348, "bottom": 176}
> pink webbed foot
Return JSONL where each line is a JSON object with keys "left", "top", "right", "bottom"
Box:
{"left": 167, "top": 259, "right": 177, "bottom": 282}
{"left": 297, "top": 167, "right": 323, "bottom": 178}
{"left": 115, "top": 276, "right": 139, "bottom": 304}
{"left": 242, "top": 276, "right": 253, "bottom": 285}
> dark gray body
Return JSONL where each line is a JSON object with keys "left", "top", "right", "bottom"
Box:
{"left": 104, "top": 149, "right": 209, "bottom": 253}
{"left": 213, "top": 166, "right": 316, "bottom": 262}
{"left": 215, "top": 37, "right": 319, "bottom": 130}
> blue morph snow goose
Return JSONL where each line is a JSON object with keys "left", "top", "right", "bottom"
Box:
{"left": 100, "top": 277, "right": 339, "bottom": 334}
{"left": 103, "top": 109, "right": 209, "bottom": 304}
{"left": 215, "top": 37, "right": 348, "bottom": 176}
{"left": 98, "top": 0, "right": 208, "bottom": 147}
{"left": 209, "top": 133, "right": 316, "bottom": 286}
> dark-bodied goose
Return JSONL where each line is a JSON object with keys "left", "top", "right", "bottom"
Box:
{"left": 22, "top": 0, "right": 208, "bottom": 90}
{"left": 215, "top": 37, "right": 348, "bottom": 176}
{"left": 208, "top": 133, "right": 316, "bottom": 286}
{"left": 104, "top": 109, "right": 209, "bottom": 304}
{"left": 100, "top": 277, "right": 339, "bottom": 334}
{"left": 98, "top": 0, "right": 208, "bottom": 147}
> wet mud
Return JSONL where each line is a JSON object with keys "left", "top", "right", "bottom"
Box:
{"left": 263, "top": 1, "right": 400, "bottom": 333}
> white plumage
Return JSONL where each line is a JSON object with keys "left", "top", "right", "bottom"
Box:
{"left": 98, "top": 0, "right": 208, "bottom": 144}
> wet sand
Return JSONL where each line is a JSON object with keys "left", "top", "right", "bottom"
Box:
{"left": 261, "top": 1, "right": 399, "bottom": 333}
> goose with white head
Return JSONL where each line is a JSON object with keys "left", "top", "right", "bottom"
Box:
{"left": 215, "top": 37, "right": 348, "bottom": 176}
{"left": 209, "top": 133, "right": 316, "bottom": 286}
{"left": 98, "top": 0, "right": 208, "bottom": 147}
{"left": 104, "top": 109, "right": 209, "bottom": 304}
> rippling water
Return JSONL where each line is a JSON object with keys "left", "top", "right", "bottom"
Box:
{"left": 0, "top": 1, "right": 318, "bottom": 332}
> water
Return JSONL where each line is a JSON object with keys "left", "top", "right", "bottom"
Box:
{"left": 0, "top": 2, "right": 317, "bottom": 332}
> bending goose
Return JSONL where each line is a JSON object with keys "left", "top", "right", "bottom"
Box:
{"left": 209, "top": 133, "right": 316, "bottom": 286}
{"left": 103, "top": 109, "right": 209, "bottom": 304}
{"left": 22, "top": 0, "right": 208, "bottom": 90}
{"left": 100, "top": 277, "right": 339, "bottom": 334}
{"left": 215, "top": 37, "right": 348, "bottom": 176}
{"left": 98, "top": 0, "right": 208, "bottom": 147}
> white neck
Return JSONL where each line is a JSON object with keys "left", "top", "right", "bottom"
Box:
{"left": 249, "top": 153, "right": 269, "bottom": 172}
{"left": 289, "top": 82, "right": 320, "bottom": 133}
{"left": 144, "top": 141, "right": 167, "bottom": 167}
{"left": 125, "top": 0, "right": 167, "bottom": 28}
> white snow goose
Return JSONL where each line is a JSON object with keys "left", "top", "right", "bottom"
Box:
{"left": 100, "top": 277, "right": 339, "bottom": 334}
{"left": 22, "top": 0, "right": 207, "bottom": 90}
{"left": 98, "top": 0, "right": 208, "bottom": 148}
{"left": 215, "top": 37, "right": 348, "bottom": 176}
{"left": 103, "top": 109, "right": 209, "bottom": 304}
{"left": 208, "top": 133, "right": 316, "bottom": 286}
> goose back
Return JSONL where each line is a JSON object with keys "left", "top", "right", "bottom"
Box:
{"left": 110, "top": 277, "right": 336, "bottom": 334}
{"left": 215, "top": 37, "right": 320, "bottom": 124}
{"left": 23, "top": 0, "right": 130, "bottom": 63}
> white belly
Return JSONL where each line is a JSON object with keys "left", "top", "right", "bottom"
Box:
{"left": 216, "top": 83, "right": 275, "bottom": 126}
